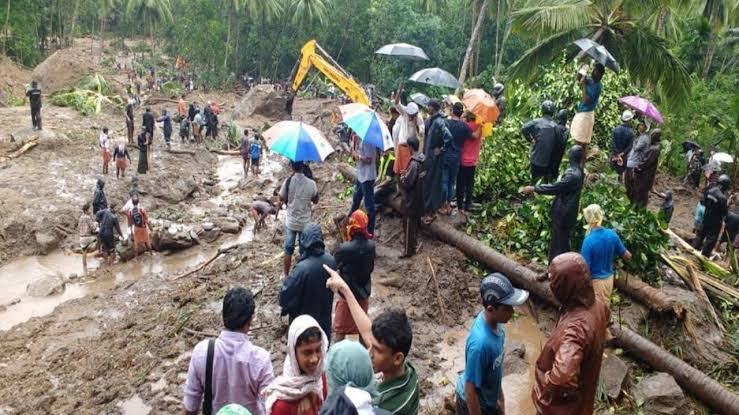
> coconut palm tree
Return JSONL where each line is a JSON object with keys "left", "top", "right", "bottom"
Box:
{"left": 125, "top": 0, "right": 173, "bottom": 47}
{"left": 417, "top": 0, "right": 448, "bottom": 13}
{"left": 509, "top": 0, "right": 691, "bottom": 106}
{"left": 699, "top": 0, "right": 739, "bottom": 78}
{"left": 287, "top": 0, "right": 329, "bottom": 25}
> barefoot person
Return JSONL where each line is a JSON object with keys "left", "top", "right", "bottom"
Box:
{"left": 78, "top": 202, "right": 97, "bottom": 273}
{"left": 95, "top": 203, "right": 123, "bottom": 266}
{"left": 127, "top": 196, "right": 153, "bottom": 256}
{"left": 250, "top": 199, "right": 277, "bottom": 234}
{"left": 99, "top": 127, "right": 111, "bottom": 175}
{"left": 113, "top": 141, "right": 132, "bottom": 179}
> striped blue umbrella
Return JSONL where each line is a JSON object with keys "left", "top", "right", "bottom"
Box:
{"left": 264, "top": 121, "right": 334, "bottom": 162}
{"left": 339, "top": 103, "right": 394, "bottom": 151}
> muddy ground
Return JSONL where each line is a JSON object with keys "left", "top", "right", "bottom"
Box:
{"left": 0, "top": 42, "right": 734, "bottom": 415}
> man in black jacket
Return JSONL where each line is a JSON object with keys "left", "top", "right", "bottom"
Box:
{"left": 333, "top": 210, "right": 376, "bottom": 342}
{"left": 694, "top": 174, "right": 731, "bottom": 256}
{"left": 523, "top": 145, "right": 585, "bottom": 262}
{"left": 522, "top": 100, "right": 557, "bottom": 184}
{"left": 550, "top": 109, "right": 569, "bottom": 180}
{"left": 399, "top": 137, "right": 425, "bottom": 258}
{"left": 279, "top": 223, "right": 337, "bottom": 338}
{"left": 26, "top": 81, "right": 42, "bottom": 130}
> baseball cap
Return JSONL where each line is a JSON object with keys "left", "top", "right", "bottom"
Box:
{"left": 622, "top": 110, "right": 634, "bottom": 122}
{"left": 480, "top": 273, "right": 529, "bottom": 306}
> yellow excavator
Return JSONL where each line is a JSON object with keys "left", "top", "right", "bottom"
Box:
{"left": 289, "top": 40, "right": 370, "bottom": 105}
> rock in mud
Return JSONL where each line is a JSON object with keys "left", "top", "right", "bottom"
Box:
{"left": 600, "top": 353, "right": 629, "bottom": 399}
{"left": 0, "top": 297, "right": 21, "bottom": 312}
{"left": 215, "top": 217, "right": 240, "bottom": 234}
{"left": 27, "top": 274, "right": 66, "bottom": 297}
{"left": 151, "top": 177, "right": 198, "bottom": 203}
{"left": 233, "top": 85, "right": 288, "bottom": 120}
{"left": 35, "top": 231, "right": 59, "bottom": 254}
{"left": 633, "top": 372, "right": 689, "bottom": 415}
{"left": 503, "top": 341, "right": 528, "bottom": 376}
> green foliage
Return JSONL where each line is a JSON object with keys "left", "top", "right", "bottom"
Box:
{"left": 468, "top": 58, "right": 668, "bottom": 280}
{"left": 50, "top": 74, "right": 123, "bottom": 116}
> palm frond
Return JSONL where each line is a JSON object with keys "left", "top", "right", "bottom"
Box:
{"left": 611, "top": 23, "right": 691, "bottom": 108}
{"left": 289, "top": 0, "right": 329, "bottom": 25}
{"left": 513, "top": 0, "right": 594, "bottom": 34}
{"left": 509, "top": 27, "right": 589, "bottom": 80}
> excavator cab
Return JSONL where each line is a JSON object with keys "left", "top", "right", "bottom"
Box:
{"left": 289, "top": 40, "right": 370, "bottom": 106}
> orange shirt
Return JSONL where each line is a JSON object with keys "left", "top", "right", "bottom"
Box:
{"left": 178, "top": 99, "right": 187, "bottom": 117}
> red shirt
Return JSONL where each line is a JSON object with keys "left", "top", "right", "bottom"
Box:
{"left": 270, "top": 374, "right": 327, "bottom": 415}
{"left": 460, "top": 121, "right": 482, "bottom": 167}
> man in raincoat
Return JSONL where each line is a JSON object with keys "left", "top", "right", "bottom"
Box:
{"left": 422, "top": 99, "right": 452, "bottom": 222}
{"left": 279, "top": 223, "right": 337, "bottom": 338}
{"left": 523, "top": 146, "right": 585, "bottom": 263}
{"left": 522, "top": 100, "right": 558, "bottom": 184}
{"left": 532, "top": 252, "right": 609, "bottom": 415}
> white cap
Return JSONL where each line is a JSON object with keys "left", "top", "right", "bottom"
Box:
{"left": 406, "top": 102, "right": 419, "bottom": 115}
{"left": 622, "top": 110, "right": 634, "bottom": 122}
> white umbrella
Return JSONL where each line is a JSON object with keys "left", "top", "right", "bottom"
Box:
{"left": 711, "top": 152, "right": 734, "bottom": 164}
{"left": 375, "top": 43, "right": 430, "bottom": 61}
{"left": 408, "top": 67, "right": 461, "bottom": 89}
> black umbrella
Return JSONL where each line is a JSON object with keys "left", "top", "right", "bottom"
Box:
{"left": 574, "top": 38, "right": 620, "bottom": 72}
{"left": 408, "top": 67, "right": 461, "bottom": 89}
{"left": 375, "top": 43, "right": 430, "bottom": 61}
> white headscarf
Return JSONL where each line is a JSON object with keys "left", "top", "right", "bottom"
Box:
{"left": 264, "top": 315, "right": 328, "bottom": 414}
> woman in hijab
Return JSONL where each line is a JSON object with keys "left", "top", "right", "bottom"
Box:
{"left": 333, "top": 210, "right": 375, "bottom": 343}
{"left": 265, "top": 315, "right": 329, "bottom": 415}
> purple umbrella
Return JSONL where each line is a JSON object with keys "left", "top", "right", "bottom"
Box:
{"left": 618, "top": 96, "right": 664, "bottom": 124}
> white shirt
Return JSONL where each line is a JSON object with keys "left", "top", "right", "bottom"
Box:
{"left": 99, "top": 133, "right": 109, "bottom": 150}
{"left": 393, "top": 103, "right": 424, "bottom": 146}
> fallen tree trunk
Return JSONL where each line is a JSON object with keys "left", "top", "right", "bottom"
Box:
{"left": 614, "top": 273, "right": 684, "bottom": 316}
{"left": 210, "top": 149, "right": 241, "bottom": 156}
{"left": 0, "top": 139, "right": 38, "bottom": 164}
{"left": 338, "top": 163, "right": 739, "bottom": 414}
{"left": 167, "top": 148, "right": 196, "bottom": 155}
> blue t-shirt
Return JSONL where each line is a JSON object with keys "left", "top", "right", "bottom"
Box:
{"left": 580, "top": 227, "right": 626, "bottom": 279}
{"left": 456, "top": 312, "right": 505, "bottom": 412}
{"left": 577, "top": 78, "right": 602, "bottom": 113}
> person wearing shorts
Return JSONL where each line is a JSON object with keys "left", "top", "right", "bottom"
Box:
{"left": 279, "top": 161, "right": 319, "bottom": 276}
{"left": 250, "top": 135, "right": 263, "bottom": 176}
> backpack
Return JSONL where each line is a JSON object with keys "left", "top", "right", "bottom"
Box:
{"left": 131, "top": 206, "right": 144, "bottom": 227}
{"left": 250, "top": 141, "right": 261, "bottom": 159}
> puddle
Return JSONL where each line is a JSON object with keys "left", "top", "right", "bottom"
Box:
{"left": 0, "top": 153, "right": 278, "bottom": 331}
{"left": 424, "top": 312, "right": 545, "bottom": 414}
{"left": 117, "top": 394, "right": 151, "bottom": 415}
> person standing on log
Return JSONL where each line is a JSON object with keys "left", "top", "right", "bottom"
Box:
{"left": 422, "top": 99, "right": 452, "bottom": 223}
{"left": 694, "top": 174, "right": 731, "bottom": 256}
{"left": 579, "top": 204, "right": 631, "bottom": 306}
{"left": 392, "top": 81, "right": 425, "bottom": 175}
{"left": 522, "top": 100, "right": 558, "bottom": 184}
{"left": 399, "top": 137, "right": 425, "bottom": 258}
{"left": 630, "top": 129, "right": 662, "bottom": 207}
{"left": 455, "top": 273, "right": 529, "bottom": 415}
{"left": 609, "top": 110, "right": 634, "bottom": 181}
{"left": 532, "top": 252, "right": 608, "bottom": 415}
{"left": 26, "top": 80, "right": 42, "bottom": 130}
{"left": 571, "top": 63, "right": 604, "bottom": 166}
{"left": 522, "top": 146, "right": 585, "bottom": 263}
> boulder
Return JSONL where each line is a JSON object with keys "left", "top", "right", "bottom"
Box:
{"left": 27, "top": 274, "right": 66, "bottom": 297}
{"left": 215, "top": 217, "right": 240, "bottom": 234}
{"left": 600, "top": 353, "right": 629, "bottom": 399}
{"left": 35, "top": 231, "right": 59, "bottom": 255}
{"left": 633, "top": 372, "right": 689, "bottom": 415}
{"left": 233, "top": 85, "right": 288, "bottom": 120}
{"left": 503, "top": 341, "right": 528, "bottom": 376}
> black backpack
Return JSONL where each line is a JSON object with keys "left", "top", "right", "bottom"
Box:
{"left": 132, "top": 206, "right": 144, "bottom": 227}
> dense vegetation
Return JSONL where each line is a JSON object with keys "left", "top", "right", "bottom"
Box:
{"left": 1, "top": 0, "right": 736, "bottom": 279}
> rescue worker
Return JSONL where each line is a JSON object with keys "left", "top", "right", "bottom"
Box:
{"left": 532, "top": 252, "right": 609, "bottom": 415}
{"left": 694, "top": 174, "right": 731, "bottom": 256}
{"left": 523, "top": 146, "right": 585, "bottom": 263}
{"left": 26, "top": 81, "right": 42, "bottom": 130}
{"left": 522, "top": 100, "right": 558, "bottom": 184}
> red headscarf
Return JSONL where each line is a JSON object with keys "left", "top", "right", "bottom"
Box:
{"left": 344, "top": 210, "right": 373, "bottom": 241}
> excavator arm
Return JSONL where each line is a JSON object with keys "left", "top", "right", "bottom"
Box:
{"left": 290, "top": 40, "right": 370, "bottom": 106}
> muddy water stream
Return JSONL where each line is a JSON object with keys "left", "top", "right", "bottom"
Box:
{"left": 0, "top": 153, "right": 281, "bottom": 332}
{"left": 427, "top": 311, "right": 546, "bottom": 414}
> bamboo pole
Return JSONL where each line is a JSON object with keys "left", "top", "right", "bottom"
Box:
{"left": 338, "top": 163, "right": 739, "bottom": 414}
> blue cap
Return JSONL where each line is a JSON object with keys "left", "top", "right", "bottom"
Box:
{"left": 480, "top": 273, "right": 529, "bottom": 306}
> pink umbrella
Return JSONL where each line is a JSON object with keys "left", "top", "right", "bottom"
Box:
{"left": 618, "top": 96, "right": 664, "bottom": 124}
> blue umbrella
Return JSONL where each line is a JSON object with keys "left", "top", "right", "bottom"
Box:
{"left": 339, "top": 103, "right": 394, "bottom": 151}
{"left": 264, "top": 121, "right": 334, "bottom": 162}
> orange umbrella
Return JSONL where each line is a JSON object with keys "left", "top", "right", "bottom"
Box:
{"left": 462, "top": 89, "right": 499, "bottom": 124}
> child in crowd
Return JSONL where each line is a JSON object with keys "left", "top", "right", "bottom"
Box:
{"left": 250, "top": 134, "right": 264, "bottom": 177}
{"left": 264, "top": 315, "right": 328, "bottom": 415}
{"left": 325, "top": 265, "right": 420, "bottom": 415}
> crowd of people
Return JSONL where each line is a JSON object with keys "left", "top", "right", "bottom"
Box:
{"left": 21, "top": 54, "right": 737, "bottom": 415}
